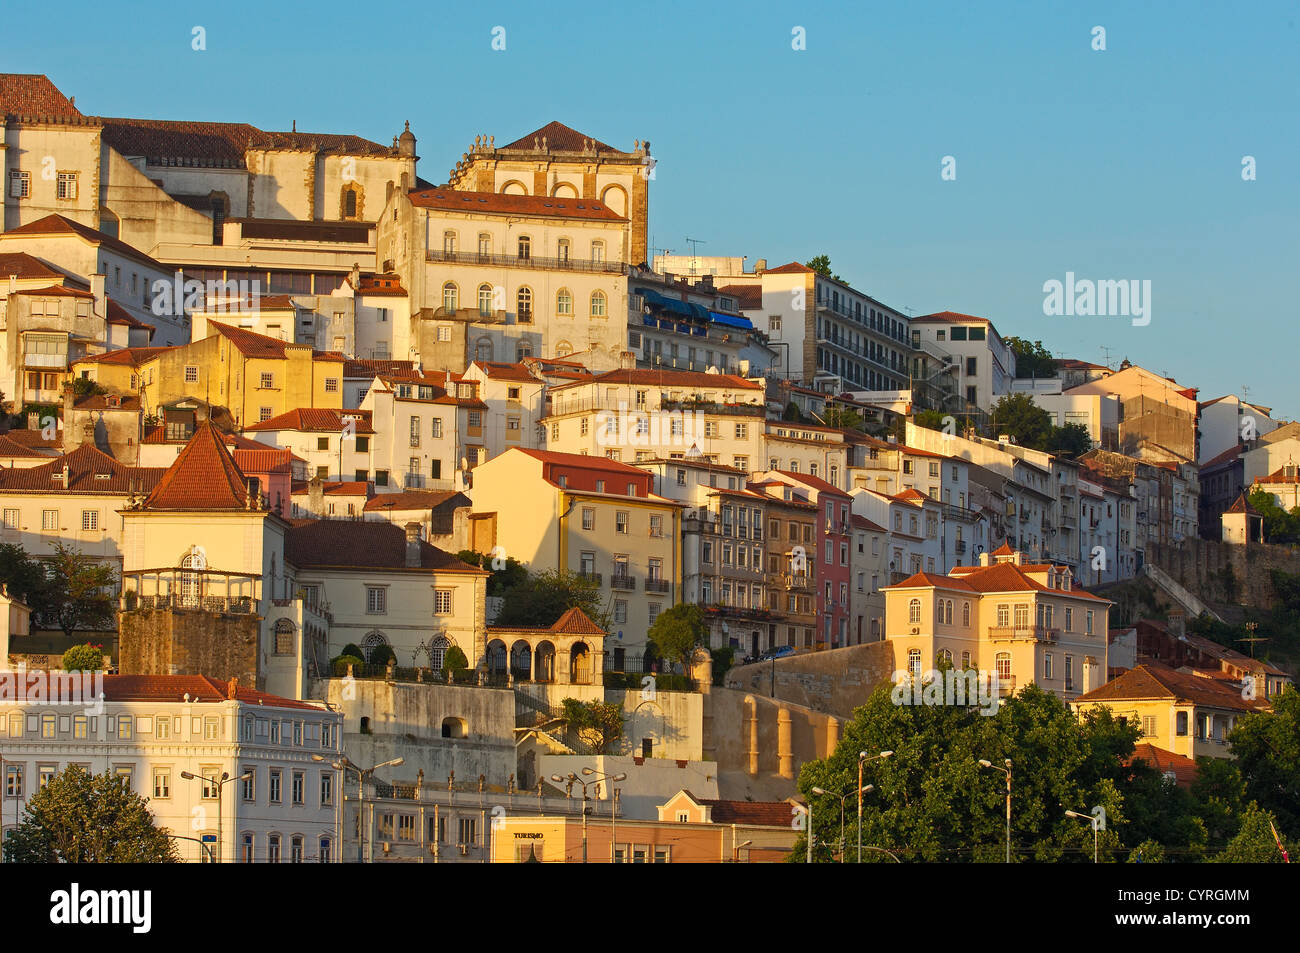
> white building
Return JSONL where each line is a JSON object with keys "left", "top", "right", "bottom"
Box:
{"left": 0, "top": 672, "right": 341, "bottom": 863}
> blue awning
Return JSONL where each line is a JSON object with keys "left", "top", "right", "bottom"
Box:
{"left": 709, "top": 311, "right": 754, "bottom": 331}
{"left": 636, "top": 288, "right": 709, "bottom": 321}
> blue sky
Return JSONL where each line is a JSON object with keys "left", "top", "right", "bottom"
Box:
{"left": 11, "top": 0, "right": 1298, "bottom": 415}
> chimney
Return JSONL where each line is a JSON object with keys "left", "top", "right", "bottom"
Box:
{"left": 754, "top": 258, "right": 768, "bottom": 274}
{"left": 405, "top": 522, "right": 421, "bottom": 567}
{"left": 1167, "top": 610, "right": 1186, "bottom": 639}
{"left": 349, "top": 262, "right": 361, "bottom": 289}
{"left": 308, "top": 476, "right": 324, "bottom": 515}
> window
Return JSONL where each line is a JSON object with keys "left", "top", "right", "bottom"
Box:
{"left": 290, "top": 835, "right": 304, "bottom": 863}
{"left": 517, "top": 287, "right": 533, "bottom": 323}
{"left": 478, "top": 283, "right": 495, "bottom": 316}
{"left": 184, "top": 365, "right": 199, "bottom": 383}
{"left": 616, "top": 511, "right": 629, "bottom": 534}
{"left": 41, "top": 713, "right": 56, "bottom": 739}
{"left": 42, "top": 509, "right": 58, "bottom": 531}
{"left": 434, "top": 589, "right": 453, "bottom": 614}
{"left": 458, "top": 817, "right": 477, "bottom": 845}
{"left": 2, "top": 508, "right": 17, "bottom": 529}
{"left": 9, "top": 170, "right": 31, "bottom": 198}
{"left": 200, "top": 768, "right": 221, "bottom": 799}
{"left": 57, "top": 172, "right": 78, "bottom": 199}
{"left": 1141, "top": 715, "right": 1157, "bottom": 738}
{"left": 6, "top": 765, "right": 23, "bottom": 797}
{"left": 649, "top": 515, "right": 663, "bottom": 537}
{"left": 269, "top": 770, "right": 282, "bottom": 804}
{"left": 319, "top": 838, "right": 332, "bottom": 864}
{"left": 1044, "top": 654, "right": 1053, "bottom": 679}
{"left": 590, "top": 291, "right": 607, "bottom": 318}
{"left": 517, "top": 236, "right": 531, "bottom": 261}
{"left": 591, "top": 241, "right": 605, "bottom": 263}
{"left": 81, "top": 510, "right": 98, "bottom": 531}
{"left": 442, "top": 282, "right": 459, "bottom": 313}
{"left": 443, "top": 230, "right": 458, "bottom": 255}
{"left": 557, "top": 288, "right": 573, "bottom": 316}
{"left": 260, "top": 372, "right": 274, "bottom": 389}
{"left": 117, "top": 715, "right": 133, "bottom": 740}
{"left": 292, "top": 771, "right": 305, "bottom": 805}
{"left": 268, "top": 834, "right": 281, "bottom": 863}
{"left": 153, "top": 769, "right": 170, "bottom": 799}
{"left": 908, "top": 599, "right": 921, "bottom": 624}
{"left": 366, "top": 587, "right": 387, "bottom": 614}
{"left": 242, "top": 769, "right": 256, "bottom": 801}
{"left": 582, "top": 507, "right": 595, "bottom": 530}
{"left": 259, "top": 407, "right": 273, "bottom": 422}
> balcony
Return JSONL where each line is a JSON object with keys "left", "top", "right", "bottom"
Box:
{"left": 610, "top": 574, "right": 637, "bottom": 591}
{"left": 658, "top": 398, "right": 766, "bottom": 418}
{"left": 768, "top": 572, "right": 810, "bottom": 590}
{"left": 989, "top": 626, "right": 1058, "bottom": 643}
{"left": 645, "top": 578, "right": 671, "bottom": 594}
{"left": 426, "top": 247, "right": 627, "bottom": 276}
{"left": 890, "top": 571, "right": 910, "bottom": 585}
{"left": 955, "top": 540, "right": 967, "bottom": 554}
{"left": 579, "top": 571, "right": 602, "bottom": 585}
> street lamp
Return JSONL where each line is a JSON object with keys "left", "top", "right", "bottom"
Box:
{"left": 581, "top": 768, "right": 627, "bottom": 863}
{"left": 179, "top": 769, "right": 252, "bottom": 863}
{"left": 551, "top": 773, "right": 599, "bottom": 863}
{"left": 1066, "top": 809, "right": 1100, "bottom": 863}
{"left": 314, "top": 754, "right": 403, "bottom": 863}
{"left": 857, "top": 749, "right": 893, "bottom": 863}
{"left": 793, "top": 801, "right": 812, "bottom": 863}
{"left": 811, "top": 784, "right": 873, "bottom": 863}
{"left": 978, "top": 758, "right": 1012, "bottom": 863}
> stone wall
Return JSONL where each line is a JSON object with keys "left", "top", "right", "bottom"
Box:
{"left": 117, "top": 609, "right": 259, "bottom": 684}
{"left": 1146, "top": 539, "right": 1300, "bottom": 611}
{"left": 723, "top": 642, "right": 896, "bottom": 719}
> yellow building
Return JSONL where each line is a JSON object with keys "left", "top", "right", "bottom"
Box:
{"left": 883, "top": 543, "right": 1112, "bottom": 701}
{"left": 1072, "top": 664, "right": 1270, "bottom": 760}
{"left": 469, "top": 447, "right": 683, "bottom": 660}
{"left": 136, "top": 322, "right": 344, "bottom": 426}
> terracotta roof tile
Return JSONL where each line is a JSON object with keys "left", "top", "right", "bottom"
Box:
{"left": 0, "top": 443, "right": 163, "bottom": 494}
{"left": 1127, "top": 744, "right": 1199, "bottom": 788}
{"left": 1074, "top": 663, "right": 1267, "bottom": 713}
{"left": 548, "top": 607, "right": 605, "bottom": 635}
{"left": 145, "top": 422, "right": 252, "bottom": 510}
{"left": 100, "top": 674, "right": 323, "bottom": 711}
{"left": 0, "top": 74, "right": 81, "bottom": 118}
{"left": 4, "top": 214, "right": 165, "bottom": 271}
{"left": 761, "top": 262, "right": 814, "bottom": 275}
{"left": 409, "top": 187, "right": 626, "bottom": 222}
{"left": 0, "top": 252, "right": 67, "bottom": 281}
{"left": 284, "top": 519, "right": 484, "bottom": 573}
{"left": 343, "top": 358, "right": 416, "bottom": 379}
{"left": 699, "top": 798, "right": 797, "bottom": 826}
{"left": 242, "top": 408, "right": 373, "bottom": 434}
{"left": 362, "top": 490, "right": 466, "bottom": 512}
{"left": 499, "top": 121, "right": 619, "bottom": 154}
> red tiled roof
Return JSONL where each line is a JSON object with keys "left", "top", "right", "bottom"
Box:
{"left": 12, "top": 284, "right": 95, "bottom": 299}
{"left": 716, "top": 284, "right": 763, "bottom": 310}
{"left": 1224, "top": 492, "right": 1259, "bottom": 515}
{"left": 0, "top": 429, "right": 59, "bottom": 450}
{"left": 71, "top": 393, "right": 141, "bottom": 411}
{"left": 362, "top": 490, "right": 465, "bottom": 512}
{"left": 350, "top": 273, "right": 407, "bottom": 297}
{"left": 343, "top": 358, "right": 415, "bottom": 379}
{"left": 700, "top": 798, "right": 797, "bottom": 827}
{"left": 499, "top": 121, "right": 619, "bottom": 154}
{"left": 769, "top": 470, "right": 849, "bottom": 498}
{"left": 472, "top": 361, "right": 536, "bottom": 382}
{"left": 912, "top": 311, "right": 992, "bottom": 324}
{"left": 0, "top": 74, "right": 82, "bottom": 118}
{"left": 284, "top": 519, "right": 484, "bottom": 573}
{"left": 4, "top": 215, "right": 165, "bottom": 271}
{"left": 761, "top": 262, "right": 814, "bottom": 275}
{"left": 0, "top": 443, "right": 163, "bottom": 494}
{"left": 0, "top": 433, "right": 51, "bottom": 459}
{"left": 516, "top": 447, "right": 653, "bottom": 476}
{"left": 0, "top": 251, "right": 67, "bottom": 281}
{"left": 409, "top": 188, "right": 626, "bottom": 222}
{"left": 145, "top": 422, "right": 252, "bottom": 510}
{"left": 208, "top": 322, "right": 298, "bottom": 359}
{"left": 231, "top": 448, "right": 294, "bottom": 474}
{"left": 291, "top": 480, "right": 371, "bottom": 497}
{"left": 566, "top": 368, "right": 762, "bottom": 391}
{"left": 1200, "top": 444, "right": 1245, "bottom": 469}
{"left": 105, "top": 299, "right": 154, "bottom": 335}
{"left": 887, "top": 570, "right": 977, "bottom": 592}
{"left": 850, "top": 514, "right": 888, "bottom": 533}
{"left": 549, "top": 607, "right": 606, "bottom": 635}
{"left": 99, "top": 117, "right": 389, "bottom": 167}
{"left": 99, "top": 675, "right": 323, "bottom": 711}
{"left": 1127, "top": 744, "right": 1198, "bottom": 788}
{"left": 1256, "top": 465, "right": 1300, "bottom": 484}
{"left": 74, "top": 346, "right": 173, "bottom": 367}
{"left": 1074, "top": 664, "right": 1268, "bottom": 712}
{"left": 991, "top": 542, "right": 1016, "bottom": 556}
{"left": 891, "top": 488, "right": 932, "bottom": 505}
{"left": 242, "top": 408, "right": 374, "bottom": 434}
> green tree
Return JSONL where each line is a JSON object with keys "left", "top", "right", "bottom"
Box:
{"left": 648, "top": 603, "right": 706, "bottom": 673}
{"left": 913, "top": 409, "right": 951, "bottom": 433}
{"left": 989, "top": 394, "right": 1054, "bottom": 451}
{"left": 71, "top": 377, "right": 106, "bottom": 398}
{"left": 1047, "top": 422, "right": 1093, "bottom": 458}
{"left": 494, "top": 568, "right": 609, "bottom": 631}
{"left": 820, "top": 403, "right": 864, "bottom": 430}
{"left": 560, "top": 697, "right": 625, "bottom": 754}
{"left": 1189, "top": 757, "right": 1248, "bottom": 848}
{"left": 61, "top": 642, "right": 103, "bottom": 672}
{"left": 1227, "top": 687, "right": 1300, "bottom": 834}
{"left": 805, "top": 255, "right": 842, "bottom": 282}
{"left": 1247, "top": 487, "right": 1300, "bottom": 544}
{"left": 0, "top": 543, "right": 50, "bottom": 617}
{"left": 1005, "top": 337, "right": 1058, "bottom": 379}
{"left": 3, "top": 766, "right": 179, "bottom": 863}
{"left": 443, "top": 645, "right": 469, "bottom": 673}
{"left": 782, "top": 401, "right": 803, "bottom": 422}
{"left": 455, "top": 550, "right": 529, "bottom": 596}
{"left": 1211, "top": 804, "right": 1293, "bottom": 863}
{"left": 44, "top": 543, "right": 117, "bottom": 639}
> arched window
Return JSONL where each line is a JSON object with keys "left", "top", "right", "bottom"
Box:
{"left": 274, "top": 619, "right": 295, "bottom": 656}
{"left": 341, "top": 185, "right": 361, "bottom": 220}
{"left": 937, "top": 648, "right": 953, "bottom": 667}
{"left": 291, "top": 835, "right": 304, "bottom": 863}
{"left": 478, "top": 283, "right": 495, "bottom": 316}
{"left": 591, "top": 240, "right": 605, "bottom": 263}
{"left": 517, "top": 235, "right": 531, "bottom": 260}
{"left": 907, "top": 649, "right": 922, "bottom": 679}
{"left": 556, "top": 288, "right": 573, "bottom": 316}
{"left": 943, "top": 600, "right": 953, "bottom": 625}
{"left": 908, "top": 598, "right": 921, "bottom": 624}
{"left": 428, "top": 635, "right": 450, "bottom": 671}
{"left": 442, "top": 282, "right": 458, "bottom": 313}
{"left": 474, "top": 337, "right": 493, "bottom": 362}
{"left": 361, "top": 631, "right": 390, "bottom": 664}
{"left": 590, "top": 290, "right": 607, "bottom": 318}
{"left": 517, "top": 287, "right": 533, "bottom": 323}
{"left": 961, "top": 651, "right": 972, "bottom": 670}
{"left": 555, "top": 341, "right": 573, "bottom": 357}
{"left": 180, "top": 550, "right": 204, "bottom": 607}
{"left": 962, "top": 602, "right": 970, "bottom": 626}
{"left": 995, "top": 652, "right": 1012, "bottom": 683}
{"left": 477, "top": 232, "right": 492, "bottom": 259}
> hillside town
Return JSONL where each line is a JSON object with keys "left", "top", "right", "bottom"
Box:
{"left": 0, "top": 73, "right": 1296, "bottom": 866}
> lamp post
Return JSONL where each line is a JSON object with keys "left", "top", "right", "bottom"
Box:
{"left": 552, "top": 773, "right": 598, "bottom": 863}
{"left": 978, "top": 758, "right": 1012, "bottom": 863}
{"left": 812, "top": 785, "right": 873, "bottom": 862}
{"left": 581, "top": 767, "right": 626, "bottom": 863}
{"left": 1066, "top": 810, "right": 1099, "bottom": 863}
{"left": 179, "top": 769, "right": 251, "bottom": 863}
{"left": 314, "top": 754, "right": 403, "bottom": 863}
{"left": 793, "top": 801, "right": 812, "bottom": 863}
{"left": 167, "top": 833, "right": 216, "bottom": 864}
{"left": 857, "top": 749, "right": 893, "bottom": 863}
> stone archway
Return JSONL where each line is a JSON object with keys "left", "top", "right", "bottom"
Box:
{"left": 535, "top": 641, "right": 556, "bottom": 683}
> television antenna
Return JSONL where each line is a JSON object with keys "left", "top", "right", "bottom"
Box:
{"left": 1238, "top": 621, "right": 1268, "bottom": 659}
{"left": 684, "top": 237, "right": 706, "bottom": 274}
